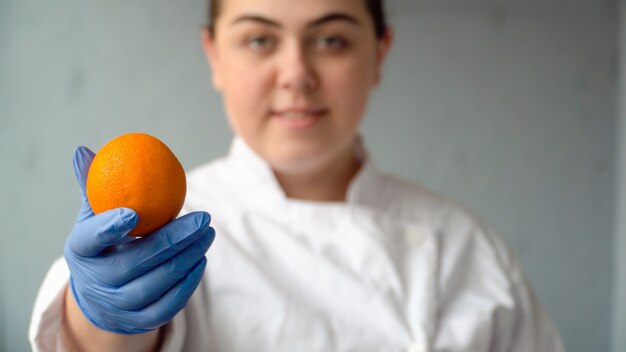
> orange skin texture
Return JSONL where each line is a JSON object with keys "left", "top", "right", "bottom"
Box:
{"left": 86, "top": 133, "right": 187, "bottom": 237}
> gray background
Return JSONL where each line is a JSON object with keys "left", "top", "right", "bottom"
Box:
{"left": 0, "top": 0, "right": 622, "bottom": 351}
{"left": 615, "top": 1, "right": 626, "bottom": 350}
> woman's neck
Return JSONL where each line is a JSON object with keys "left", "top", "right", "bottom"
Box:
{"left": 273, "top": 146, "right": 362, "bottom": 202}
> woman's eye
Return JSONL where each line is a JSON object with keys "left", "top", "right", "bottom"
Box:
{"left": 316, "top": 36, "right": 347, "bottom": 50}
{"left": 247, "top": 36, "right": 274, "bottom": 50}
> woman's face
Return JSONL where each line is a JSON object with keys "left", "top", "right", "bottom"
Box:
{"left": 203, "top": 0, "right": 392, "bottom": 174}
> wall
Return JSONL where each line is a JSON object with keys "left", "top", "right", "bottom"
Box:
{"left": 614, "top": 1, "right": 626, "bottom": 351}
{"left": 0, "top": 0, "right": 9, "bottom": 348}
{"left": 0, "top": 0, "right": 616, "bottom": 351}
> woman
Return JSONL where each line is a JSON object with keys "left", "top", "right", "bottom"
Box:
{"left": 30, "top": 0, "right": 564, "bottom": 351}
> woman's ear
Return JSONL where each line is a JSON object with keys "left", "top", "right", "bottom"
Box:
{"left": 201, "top": 27, "right": 223, "bottom": 91}
{"left": 373, "top": 26, "right": 394, "bottom": 87}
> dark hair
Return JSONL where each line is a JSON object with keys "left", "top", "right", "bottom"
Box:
{"left": 207, "top": 0, "right": 388, "bottom": 39}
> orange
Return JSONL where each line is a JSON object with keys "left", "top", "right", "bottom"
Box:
{"left": 86, "top": 133, "right": 187, "bottom": 237}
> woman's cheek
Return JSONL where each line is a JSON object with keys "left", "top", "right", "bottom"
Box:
{"left": 332, "top": 61, "right": 372, "bottom": 111}
{"left": 224, "top": 69, "right": 263, "bottom": 109}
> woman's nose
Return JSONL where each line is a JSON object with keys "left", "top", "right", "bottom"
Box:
{"left": 276, "top": 43, "right": 318, "bottom": 92}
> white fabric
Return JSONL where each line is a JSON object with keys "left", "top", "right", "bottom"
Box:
{"left": 30, "top": 137, "right": 564, "bottom": 352}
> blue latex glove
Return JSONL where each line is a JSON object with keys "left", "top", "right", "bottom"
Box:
{"left": 64, "top": 146, "right": 215, "bottom": 334}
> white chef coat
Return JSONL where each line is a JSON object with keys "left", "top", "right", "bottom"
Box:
{"left": 29, "top": 137, "right": 564, "bottom": 352}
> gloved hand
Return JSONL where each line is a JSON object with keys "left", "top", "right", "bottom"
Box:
{"left": 64, "top": 146, "right": 215, "bottom": 334}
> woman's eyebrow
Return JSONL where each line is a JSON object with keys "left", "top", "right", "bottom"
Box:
{"left": 308, "top": 13, "right": 360, "bottom": 28}
{"left": 230, "top": 12, "right": 360, "bottom": 29}
{"left": 231, "top": 15, "right": 280, "bottom": 28}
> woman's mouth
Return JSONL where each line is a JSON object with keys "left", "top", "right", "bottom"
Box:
{"left": 271, "top": 108, "right": 327, "bottom": 130}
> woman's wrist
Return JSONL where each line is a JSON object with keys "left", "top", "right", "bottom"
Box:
{"left": 61, "top": 285, "right": 163, "bottom": 352}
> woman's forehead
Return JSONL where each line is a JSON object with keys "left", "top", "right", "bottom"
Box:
{"left": 216, "top": 0, "right": 371, "bottom": 27}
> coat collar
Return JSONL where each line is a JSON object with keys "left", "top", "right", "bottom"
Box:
{"left": 225, "top": 136, "right": 385, "bottom": 208}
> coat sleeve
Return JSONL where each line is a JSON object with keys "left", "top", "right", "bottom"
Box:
{"left": 28, "top": 258, "right": 71, "bottom": 352}
{"left": 432, "top": 209, "right": 564, "bottom": 352}
{"left": 489, "top": 249, "right": 565, "bottom": 352}
{"left": 28, "top": 258, "right": 189, "bottom": 352}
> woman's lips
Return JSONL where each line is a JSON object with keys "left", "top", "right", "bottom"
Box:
{"left": 271, "top": 108, "right": 327, "bottom": 130}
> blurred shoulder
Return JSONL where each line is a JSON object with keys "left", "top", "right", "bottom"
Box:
{"left": 371, "top": 171, "right": 474, "bottom": 229}
{"left": 374, "top": 171, "right": 514, "bottom": 266}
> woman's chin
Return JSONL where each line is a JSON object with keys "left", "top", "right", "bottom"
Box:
{"left": 263, "top": 148, "right": 333, "bottom": 176}
{"left": 262, "top": 136, "right": 355, "bottom": 176}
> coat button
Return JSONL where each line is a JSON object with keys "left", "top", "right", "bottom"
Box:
{"left": 405, "top": 342, "right": 428, "bottom": 352}
{"left": 405, "top": 225, "right": 426, "bottom": 247}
